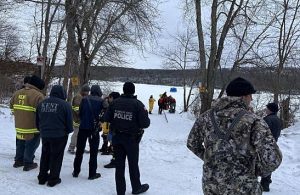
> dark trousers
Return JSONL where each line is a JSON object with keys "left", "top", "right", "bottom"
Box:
{"left": 38, "top": 136, "right": 68, "bottom": 183}
{"left": 100, "top": 134, "right": 109, "bottom": 151}
{"left": 114, "top": 134, "right": 141, "bottom": 195}
{"left": 73, "top": 129, "right": 100, "bottom": 177}
{"left": 15, "top": 134, "right": 40, "bottom": 164}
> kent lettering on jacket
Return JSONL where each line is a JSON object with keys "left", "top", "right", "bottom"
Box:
{"left": 41, "top": 103, "right": 58, "bottom": 113}
{"left": 114, "top": 110, "right": 133, "bottom": 121}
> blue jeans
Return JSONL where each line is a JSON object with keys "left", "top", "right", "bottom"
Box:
{"left": 15, "top": 134, "right": 40, "bottom": 164}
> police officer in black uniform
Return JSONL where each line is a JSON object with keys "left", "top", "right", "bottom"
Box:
{"left": 104, "top": 82, "right": 150, "bottom": 195}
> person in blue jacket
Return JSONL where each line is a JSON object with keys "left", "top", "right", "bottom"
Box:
{"left": 36, "top": 85, "right": 73, "bottom": 187}
{"left": 73, "top": 85, "right": 106, "bottom": 180}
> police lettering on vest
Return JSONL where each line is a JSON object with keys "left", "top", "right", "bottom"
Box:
{"left": 114, "top": 110, "right": 133, "bottom": 121}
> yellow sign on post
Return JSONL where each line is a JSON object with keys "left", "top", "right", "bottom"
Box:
{"left": 71, "top": 77, "right": 79, "bottom": 86}
{"left": 198, "top": 82, "right": 206, "bottom": 93}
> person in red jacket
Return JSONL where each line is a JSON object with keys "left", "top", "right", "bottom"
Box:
{"left": 168, "top": 95, "right": 176, "bottom": 113}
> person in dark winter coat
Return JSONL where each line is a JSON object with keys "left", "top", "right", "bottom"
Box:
{"left": 73, "top": 85, "right": 106, "bottom": 180}
{"left": 103, "top": 91, "right": 121, "bottom": 168}
{"left": 260, "top": 102, "right": 283, "bottom": 192}
{"left": 36, "top": 85, "right": 73, "bottom": 187}
{"left": 104, "top": 82, "right": 150, "bottom": 195}
{"left": 67, "top": 84, "right": 90, "bottom": 154}
{"left": 264, "top": 103, "right": 282, "bottom": 141}
{"left": 99, "top": 97, "right": 110, "bottom": 155}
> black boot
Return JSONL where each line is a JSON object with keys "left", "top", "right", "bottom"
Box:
{"left": 72, "top": 171, "right": 79, "bottom": 178}
{"left": 99, "top": 140, "right": 108, "bottom": 153}
{"left": 104, "top": 159, "right": 116, "bottom": 168}
{"left": 23, "top": 162, "right": 38, "bottom": 171}
{"left": 261, "top": 175, "right": 271, "bottom": 192}
{"left": 88, "top": 173, "right": 101, "bottom": 180}
{"left": 132, "top": 184, "right": 149, "bottom": 194}
{"left": 47, "top": 178, "right": 61, "bottom": 187}
{"left": 13, "top": 161, "right": 24, "bottom": 168}
{"left": 261, "top": 183, "right": 270, "bottom": 192}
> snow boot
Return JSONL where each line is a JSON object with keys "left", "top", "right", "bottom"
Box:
{"left": 23, "top": 162, "right": 38, "bottom": 171}
{"left": 104, "top": 159, "right": 116, "bottom": 168}
{"left": 38, "top": 174, "right": 49, "bottom": 185}
{"left": 261, "top": 176, "right": 271, "bottom": 192}
{"left": 132, "top": 184, "right": 149, "bottom": 194}
{"left": 88, "top": 173, "right": 101, "bottom": 180}
{"left": 47, "top": 178, "right": 61, "bottom": 187}
{"left": 261, "top": 184, "right": 270, "bottom": 192}
{"left": 13, "top": 161, "right": 24, "bottom": 168}
{"left": 72, "top": 171, "right": 79, "bottom": 178}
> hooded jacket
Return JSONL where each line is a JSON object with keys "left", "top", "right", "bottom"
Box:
{"left": 79, "top": 85, "right": 106, "bottom": 130}
{"left": 10, "top": 83, "right": 45, "bottom": 140}
{"left": 187, "top": 96, "right": 282, "bottom": 195}
{"left": 36, "top": 85, "right": 73, "bottom": 138}
{"left": 263, "top": 113, "right": 282, "bottom": 141}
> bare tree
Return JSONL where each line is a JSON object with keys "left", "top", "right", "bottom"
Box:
{"left": 33, "top": 0, "right": 65, "bottom": 88}
{"left": 64, "top": 0, "right": 80, "bottom": 100}
{"left": 73, "top": 0, "right": 160, "bottom": 85}
{"left": 15, "top": 0, "right": 66, "bottom": 90}
{"left": 272, "top": 0, "right": 300, "bottom": 103}
{"left": 0, "top": 26, "right": 21, "bottom": 60}
{"left": 184, "top": 0, "right": 278, "bottom": 113}
{"left": 217, "top": 1, "right": 276, "bottom": 97}
{"left": 0, "top": 1, "right": 22, "bottom": 60}
{"left": 161, "top": 27, "right": 199, "bottom": 112}
{"left": 184, "top": 0, "right": 249, "bottom": 113}
{"left": 259, "top": 0, "right": 300, "bottom": 127}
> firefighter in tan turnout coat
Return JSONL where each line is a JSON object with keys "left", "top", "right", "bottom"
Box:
{"left": 67, "top": 84, "right": 90, "bottom": 154}
{"left": 10, "top": 75, "right": 45, "bottom": 171}
{"left": 187, "top": 77, "right": 282, "bottom": 195}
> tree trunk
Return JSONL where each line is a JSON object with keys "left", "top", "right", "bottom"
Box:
{"left": 64, "top": 0, "right": 79, "bottom": 97}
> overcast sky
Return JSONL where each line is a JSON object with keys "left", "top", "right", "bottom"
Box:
{"left": 128, "top": 0, "right": 183, "bottom": 69}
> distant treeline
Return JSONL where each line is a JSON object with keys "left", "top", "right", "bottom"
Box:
{"left": 1, "top": 60, "right": 300, "bottom": 95}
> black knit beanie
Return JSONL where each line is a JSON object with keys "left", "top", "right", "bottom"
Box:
{"left": 29, "top": 75, "right": 45, "bottom": 90}
{"left": 123, "top": 82, "right": 135, "bottom": 95}
{"left": 23, "top": 76, "right": 31, "bottom": 84}
{"left": 267, "top": 102, "right": 279, "bottom": 113}
{"left": 226, "top": 77, "right": 256, "bottom": 97}
{"left": 80, "top": 84, "right": 90, "bottom": 93}
{"left": 109, "top": 92, "right": 120, "bottom": 99}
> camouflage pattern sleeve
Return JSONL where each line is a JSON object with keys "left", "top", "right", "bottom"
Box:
{"left": 251, "top": 118, "right": 282, "bottom": 177}
{"left": 187, "top": 117, "right": 205, "bottom": 160}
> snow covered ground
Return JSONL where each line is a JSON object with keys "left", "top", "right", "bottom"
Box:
{"left": 0, "top": 82, "right": 299, "bottom": 195}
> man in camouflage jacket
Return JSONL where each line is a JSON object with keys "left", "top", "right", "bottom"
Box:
{"left": 187, "top": 77, "right": 282, "bottom": 195}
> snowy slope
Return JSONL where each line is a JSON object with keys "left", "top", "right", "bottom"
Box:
{"left": 0, "top": 83, "right": 299, "bottom": 195}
